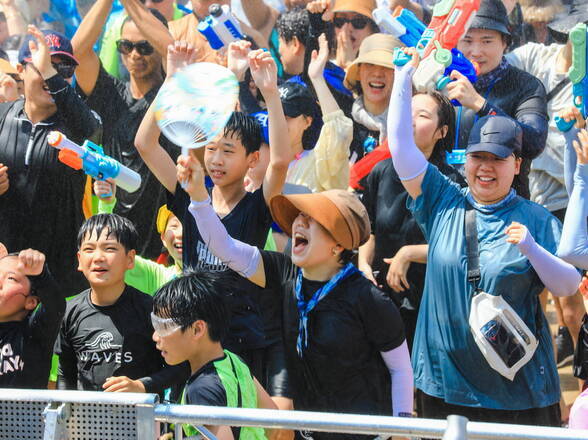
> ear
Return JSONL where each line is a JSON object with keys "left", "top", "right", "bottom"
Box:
{"left": 439, "top": 124, "right": 448, "bottom": 139}
{"left": 77, "top": 251, "right": 82, "bottom": 272}
{"left": 191, "top": 320, "right": 207, "bottom": 340}
{"left": 246, "top": 150, "right": 260, "bottom": 170}
{"left": 303, "top": 115, "right": 313, "bottom": 130}
{"left": 24, "top": 295, "right": 39, "bottom": 312}
{"left": 126, "top": 249, "right": 136, "bottom": 270}
{"left": 513, "top": 156, "right": 522, "bottom": 175}
{"left": 293, "top": 36, "right": 304, "bottom": 55}
{"left": 0, "top": 243, "right": 7, "bottom": 259}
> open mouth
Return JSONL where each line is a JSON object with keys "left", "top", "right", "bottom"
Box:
{"left": 173, "top": 243, "right": 183, "bottom": 253}
{"left": 477, "top": 176, "right": 495, "bottom": 184}
{"left": 368, "top": 81, "right": 385, "bottom": 90}
{"left": 209, "top": 170, "right": 225, "bottom": 179}
{"left": 293, "top": 232, "right": 308, "bottom": 254}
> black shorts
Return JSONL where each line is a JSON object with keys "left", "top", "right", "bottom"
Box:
{"left": 416, "top": 390, "right": 560, "bottom": 426}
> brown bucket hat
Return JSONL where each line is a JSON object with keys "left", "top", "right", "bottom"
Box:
{"left": 332, "top": 0, "right": 377, "bottom": 18}
{"left": 270, "top": 190, "right": 371, "bottom": 250}
{"left": 344, "top": 33, "right": 403, "bottom": 90}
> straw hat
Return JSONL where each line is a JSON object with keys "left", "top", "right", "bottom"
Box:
{"left": 344, "top": 33, "right": 403, "bottom": 90}
{"left": 332, "top": 0, "right": 377, "bottom": 18}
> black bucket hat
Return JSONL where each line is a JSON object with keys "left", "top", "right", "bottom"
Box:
{"left": 469, "top": 0, "right": 511, "bottom": 36}
{"left": 548, "top": 0, "right": 588, "bottom": 35}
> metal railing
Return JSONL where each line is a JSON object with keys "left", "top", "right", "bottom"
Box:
{"left": 0, "top": 389, "right": 586, "bottom": 440}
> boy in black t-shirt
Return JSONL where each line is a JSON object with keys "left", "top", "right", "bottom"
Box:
{"left": 0, "top": 246, "right": 65, "bottom": 389}
{"left": 55, "top": 214, "right": 188, "bottom": 392}
{"left": 134, "top": 44, "right": 291, "bottom": 372}
{"left": 152, "top": 271, "right": 275, "bottom": 439}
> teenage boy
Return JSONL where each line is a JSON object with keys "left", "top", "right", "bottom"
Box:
{"left": 0, "top": 246, "right": 65, "bottom": 389}
{"left": 55, "top": 214, "right": 188, "bottom": 392}
{"left": 134, "top": 42, "right": 291, "bottom": 377}
{"left": 152, "top": 271, "right": 276, "bottom": 439}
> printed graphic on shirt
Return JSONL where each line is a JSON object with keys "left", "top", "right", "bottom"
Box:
{"left": 78, "top": 331, "right": 132, "bottom": 364}
{"left": 0, "top": 343, "right": 24, "bottom": 376}
{"left": 196, "top": 240, "right": 227, "bottom": 272}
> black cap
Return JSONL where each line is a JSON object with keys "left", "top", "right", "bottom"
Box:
{"left": 548, "top": 0, "right": 588, "bottom": 34}
{"left": 278, "top": 81, "right": 319, "bottom": 118}
{"left": 467, "top": 115, "right": 522, "bottom": 158}
{"left": 470, "top": 0, "right": 511, "bottom": 36}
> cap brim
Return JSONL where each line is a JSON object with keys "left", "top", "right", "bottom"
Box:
{"left": 0, "top": 58, "right": 18, "bottom": 74}
{"left": 270, "top": 193, "right": 351, "bottom": 248}
{"left": 466, "top": 143, "right": 514, "bottom": 158}
{"left": 548, "top": 13, "right": 588, "bottom": 34}
{"left": 50, "top": 51, "right": 79, "bottom": 65}
{"left": 469, "top": 19, "right": 511, "bottom": 36}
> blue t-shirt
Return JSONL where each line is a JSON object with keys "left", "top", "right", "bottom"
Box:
{"left": 409, "top": 164, "right": 561, "bottom": 410}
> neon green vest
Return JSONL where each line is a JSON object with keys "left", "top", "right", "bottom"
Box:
{"left": 181, "top": 350, "right": 267, "bottom": 440}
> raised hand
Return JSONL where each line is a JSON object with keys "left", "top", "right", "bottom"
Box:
{"left": 166, "top": 41, "right": 198, "bottom": 79}
{"left": 0, "top": 163, "right": 8, "bottom": 196}
{"left": 27, "top": 25, "right": 57, "bottom": 79}
{"left": 557, "top": 106, "right": 586, "bottom": 129}
{"left": 306, "top": 0, "right": 334, "bottom": 21}
{"left": 248, "top": 49, "right": 278, "bottom": 97}
{"left": 335, "top": 26, "right": 356, "bottom": 70}
{"left": 446, "top": 70, "right": 485, "bottom": 112}
{"left": 17, "top": 248, "right": 46, "bottom": 276}
{"left": 308, "top": 34, "right": 329, "bottom": 81}
{"left": 94, "top": 178, "right": 116, "bottom": 203}
{"left": 227, "top": 40, "right": 251, "bottom": 81}
{"left": 573, "top": 129, "right": 588, "bottom": 165}
{"left": 177, "top": 152, "right": 208, "bottom": 201}
{"left": 505, "top": 221, "right": 535, "bottom": 255}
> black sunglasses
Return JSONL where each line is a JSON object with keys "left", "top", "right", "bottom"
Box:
{"left": 24, "top": 61, "right": 76, "bottom": 79}
{"left": 333, "top": 16, "right": 370, "bottom": 30}
{"left": 116, "top": 39, "right": 155, "bottom": 56}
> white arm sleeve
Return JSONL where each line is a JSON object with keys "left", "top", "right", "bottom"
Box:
{"left": 188, "top": 198, "right": 261, "bottom": 278}
{"left": 380, "top": 341, "right": 414, "bottom": 417}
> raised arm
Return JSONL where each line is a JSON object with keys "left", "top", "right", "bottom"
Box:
{"left": 505, "top": 222, "right": 581, "bottom": 297}
{"left": 119, "top": 0, "right": 174, "bottom": 59}
{"left": 177, "top": 153, "right": 266, "bottom": 288}
{"left": 240, "top": 0, "right": 278, "bottom": 42}
{"left": 0, "top": 0, "right": 26, "bottom": 38}
{"left": 557, "top": 128, "right": 588, "bottom": 269}
{"left": 71, "top": 0, "right": 113, "bottom": 96}
{"left": 248, "top": 49, "right": 290, "bottom": 205}
{"left": 134, "top": 42, "right": 197, "bottom": 194}
{"left": 387, "top": 48, "right": 428, "bottom": 199}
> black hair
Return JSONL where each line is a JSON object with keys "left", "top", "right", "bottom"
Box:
{"left": 77, "top": 214, "right": 138, "bottom": 253}
{"left": 153, "top": 269, "right": 230, "bottom": 342}
{"left": 338, "top": 249, "right": 357, "bottom": 265}
{"left": 276, "top": 8, "right": 310, "bottom": 46}
{"left": 223, "top": 111, "right": 262, "bottom": 155}
{"left": 121, "top": 7, "right": 168, "bottom": 31}
{"left": 0, "top": 12, "right": 5, "bottom": 23}
{"left": 416, "top": 90, "right": 456, "bottom": 164}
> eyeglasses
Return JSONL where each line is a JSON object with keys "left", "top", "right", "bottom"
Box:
{"left": 116, "top": 39, "right": 155, "bottom": 56}
{"left": 151, "top": 312, "right": 181, "bottom": 337}
{"left": 24, "top": 61, "right": 76, "bottom": 79}
{"left": 333, "top": 16, "right": 370, "bottom": 30}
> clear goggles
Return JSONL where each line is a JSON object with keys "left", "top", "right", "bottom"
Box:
{"left": 151, "top": 312, "right": 181, "bottom": 337}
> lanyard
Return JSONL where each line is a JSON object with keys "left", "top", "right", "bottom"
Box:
{"left": 295, "top": 263, "right": 358, "bottom": 356}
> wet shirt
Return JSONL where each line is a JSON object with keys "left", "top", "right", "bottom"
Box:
{"left": 55, "top": 285, "right": 167, "bottom": 391}
{"left": 168, "top": 185, "right": 272, "bottom": 353}
{"left": 0, "top": 268, "right": 65, "bottom": 389}
{"left": 78, "top": 65, "right": 178, "bottom": 259}
{"left": 260, "top": 250, "right": 405, "bottom": 415}
{"left": 409, "top": 163, "right": 561, "bottom": 410}
{"left": 0, "top": 75, "right": 101, "bottom": 296}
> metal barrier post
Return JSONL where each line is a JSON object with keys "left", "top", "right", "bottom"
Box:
{"left": 443, "top": 415, "right": 468, "bottom": 440}
{"left": 42, "top": 402, "right": 70, "bottom": 440}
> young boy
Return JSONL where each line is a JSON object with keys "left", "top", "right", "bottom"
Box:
{"left": 152, "top": 271, "right": 276, "bottom": 439}
{"left": 0, "top": 245, "right": 64, "bottom": 389}
{"left": 55, "top": 214, "right": 188, "bottom": 392}
{"left": 134, "top": 43, "right": 291, "bottom": 376}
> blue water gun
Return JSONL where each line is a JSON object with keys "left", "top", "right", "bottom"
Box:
{"left": 555, "top": 23, "right": 587, "bottom": 132}
{"left": 197, "top": 3, "right": 244, "bottom": 51}
{"left": 48, "top": 131, "right": 141, "bottom": 194}
{"left": 373, "top": 6, "right": 426, "bottom": 48}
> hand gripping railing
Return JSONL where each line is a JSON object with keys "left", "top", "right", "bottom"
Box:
{"left": 0, "top": 389, "right": 586, "bottom": 440}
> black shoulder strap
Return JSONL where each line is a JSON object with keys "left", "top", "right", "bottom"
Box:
{"left": 546, "top": 77, "right": 570, "bottom": 103}
{"left": 465, "top": 203, "right": 481, "bottom": 290}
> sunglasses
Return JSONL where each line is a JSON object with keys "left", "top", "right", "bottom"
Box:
{"left": 24, "top": 61, "right": 76, "bottom": 79}
{"left": 333, "top": 16, "right": 370, "bottom": 30}
{"left": 116, "top": 39, "right": 155, "bottom": 56}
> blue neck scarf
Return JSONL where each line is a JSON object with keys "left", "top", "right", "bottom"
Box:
{"left": 295, "top": 263, "right": 358, "bottom": 356}
{"left": 466, "top": 188, "right": 517, "bottom": 213}
{"left": 475, "top": 57, "right": 510, "bottom": 92}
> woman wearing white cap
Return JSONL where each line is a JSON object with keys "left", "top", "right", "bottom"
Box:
{"left": 388, "top": 47, "right": 580, "bottom": 424}
{"left": 177, "top": 154, "right": 414, "bottom": 437}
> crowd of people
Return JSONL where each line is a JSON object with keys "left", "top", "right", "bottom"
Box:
{"left": 0, "top": 0, "right": 588, "bottom": 437}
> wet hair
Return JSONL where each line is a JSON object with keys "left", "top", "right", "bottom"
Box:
{"left": 121, "top": 7, "right": 168, "bottom": 32}
{"left": 276, "top": 8, "right": 310, "bottom": 46}
{"left": 153, "top": 269, "right": 230, "bottom": 342}
{"left": 223, "top": 111, "right": 262, "bottom": 155}
{"left": 416, "top": 90, "right": 456, "bottom": 164}
{"left": 77, "top": 214, "right": 138, "bottom": 253}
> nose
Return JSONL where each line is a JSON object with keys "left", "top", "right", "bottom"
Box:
{"left": 210, "top": 149, "right": 223, "bottom": 166}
